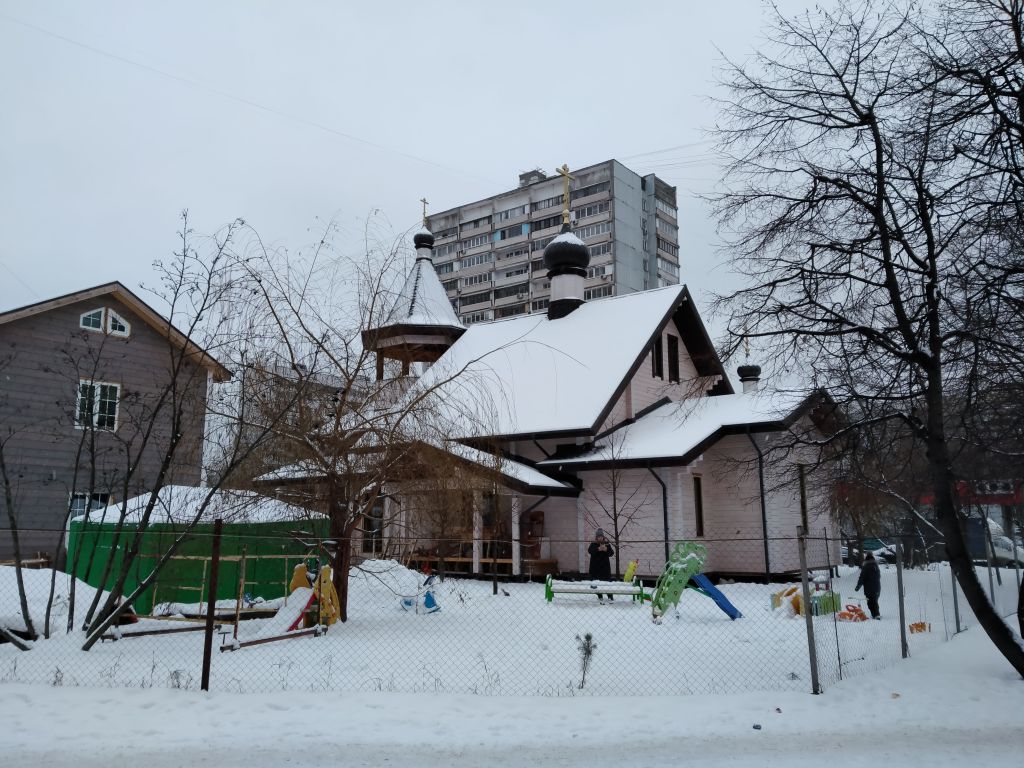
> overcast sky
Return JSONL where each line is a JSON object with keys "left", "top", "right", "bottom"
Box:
{"left": 0, "top": 0, "right": 825, "bottom": 334}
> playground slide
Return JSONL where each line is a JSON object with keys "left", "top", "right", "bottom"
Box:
{"left": 255, "top": 587, "right": 315, "bottom": 638}
{"left": 690, "top": 574, "right": 743, "bottom": 620}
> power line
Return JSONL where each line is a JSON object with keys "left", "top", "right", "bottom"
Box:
{"left": 0, "top": 11, "right": 498, "bottom": 187}
{"left": 0, "top": 259, "right": 40, "bottom": 300}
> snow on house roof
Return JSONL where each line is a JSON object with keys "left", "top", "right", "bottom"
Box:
{"left": 72, "top": 485, "right": 320, "bottom": 525}
{"left": 537, "top": 390, "right": 812, "bottom": 468}
{"left": 443, "top": 442, "right": 577, "bottom": 495}
{"left": 383, "top": 253, "right": 464, "bottom": 331}
{"left": 413, "top": 285, "right": 690, "bottom": 438}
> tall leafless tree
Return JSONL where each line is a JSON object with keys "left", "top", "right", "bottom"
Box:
{"left": 712, "top": 1, "right": 1024, "bottom": 674}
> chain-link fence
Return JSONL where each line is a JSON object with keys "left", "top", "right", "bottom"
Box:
{"left": 1, "top": 527, "right": 1020, "bottom": 696}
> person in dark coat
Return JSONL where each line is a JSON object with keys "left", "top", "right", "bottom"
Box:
{"left": 588, "top": 529, "right": 615, "bottom": 601}
{"left": 855, "top": 551, "right": 882, "bottom": 619}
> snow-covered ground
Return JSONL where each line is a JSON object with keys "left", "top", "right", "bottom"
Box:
{"left": 2, "top": 560, "right": 1018, "bottom": 696}
{"left": 1, "top": 620, "right": 1021, "bottom": 767}
{"left": 1, "top": 560, "right": 1022, "bottom": 765}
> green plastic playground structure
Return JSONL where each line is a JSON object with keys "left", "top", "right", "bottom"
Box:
{"left": 650, "top": 541, "right": 707, "bottom": 619}
{"left": 649, "top": 541, "right": 743, "bottom": 622}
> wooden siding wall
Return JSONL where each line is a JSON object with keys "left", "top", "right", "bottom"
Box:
{"left": 0, "top": 297, "right": 209, "bottom": 559}
{"left": 578, "top": 467, "right": 671, "bottom": 577}
{"left": 599, "top": 325, "right": 717, "bottom": 434}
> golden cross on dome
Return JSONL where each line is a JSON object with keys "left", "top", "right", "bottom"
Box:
{"left": 420, "top": 197, "right": 429, "bottom": 227}
{"left": 555, "top": 164, "right": 575, "bottom": 226}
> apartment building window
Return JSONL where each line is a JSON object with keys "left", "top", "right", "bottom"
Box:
{"left": 493, "top": 283, "right": 529, "bottom": 300}
{"left": 461, "top": 215, "right": 491, "bottom": 231}
{"left": 693, "top": 476, "right": 705, "bottom": 537}
{"left": 584, "top": 285, "right": 613, "bottom": 300}
{"left": 461, "top": 310, "right": 493, "bottom": 324}
{"left": 655, "top": 197, "right": 676, "bottom": 217}
{"left": 76, "top": 380, "right": 120, "bottom": 431}
{"left": 531, "top": 194, "right": 563, "bottom": 212}
{"left": 461, "top": 233, "right": 489, "bottom": 250}
{"left": 571, "top": 181, "right": 610, "bottom": 200}
{"left": 460, "top": 251, "right": 494, "bottom": 270}
{"left": 667, "top": 334, "right": 680, "bottom": 383}
{"left": 503, "top": 266, "right": 528, "bottom": 279}
{"left": 530, "top": 258, "right": 545, "bottom": 273}
{"left": 651, "top": 336, "right": 664, "bottom": 379}
{"left": 656, "top": 237, "right": 679, "bottom": 258}
{"left": 434, "top": 261, "right": 454, "bottom": 275}
{"left": 586, "top": 264, "right": 609, "bottom": 279}
{"left": 655, "top": 216, "right": 678, "bottom": 236}
{"left": 576, "top": 221, "right": 612, "bottom": 240}
{"left": 442, "top": 278, "right": 459, "bottom": 292}
{"left": 657, "top": 257, "right": 680, "bottom": 280}
{"left": 433, "top": 226, "right": 458, "bottom": 239}
{"left": 531, "top": 298, "right": 549, "bottom": 311}
{"left": 531, "top": 214, "right": 562, "bottom": 233}
{"left": 574, "top": 201, "right": 610, "bottom": 220}
{"left": 497, "top": 246, "right": 529, "bottom": 261}
{"left": 589, "top": 242, "right": 612, "bottom": 259}
{"left": 462, "top": 272, "right": 491, "bottom": 288}
{"left": 495, "top": 205, "right": 527, "bottom": 222}
{"left": 435, "top": 243, "right": 459, "bottom": 259}
{"left": 496, "top": 303, "right": 526, "bottom": 318}
{"left": 494, "top": 223, "right": 528, "bottom": 241}
{"left": 69, "top": 492, "right": 110, "bottom": 518}
{"left": 798, "top": 464, "right": 809, "bottom": 532}
{"left": 459, "top": 290, "right": 492, "bottom": 309}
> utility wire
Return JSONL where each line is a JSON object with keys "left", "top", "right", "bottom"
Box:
{"left": 0, "top": 11, "right": 498, "bottom": 186}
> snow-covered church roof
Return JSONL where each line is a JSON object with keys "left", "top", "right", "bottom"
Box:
{"left": 382, "top": 229, "right": 463, "bottom": 331}
{"left": 536, "top": 390, "right": 821, "bottom": 470}
{"left": 412, "top": 284, "right": 728, "bottom": 439}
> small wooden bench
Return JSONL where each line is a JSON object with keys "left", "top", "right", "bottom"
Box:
{"left": 544, "top": 575, "right": 649, "bottom": 604}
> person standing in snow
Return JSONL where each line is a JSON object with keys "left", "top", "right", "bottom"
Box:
{"left": 588, "top": 529, "right": 615, "bottom": 601}
{"left": 855, "top": 551, "right": 882, "bottom": 619}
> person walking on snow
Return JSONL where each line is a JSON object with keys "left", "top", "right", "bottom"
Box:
{"left": 588, "top": 529, "right": 615, "bottom": 602}
{"left": 855, "top": 551, "right": 882, "bottom": 619}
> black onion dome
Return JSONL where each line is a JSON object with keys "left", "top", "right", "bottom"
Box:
{"left": 413, "top": 228, "right": 435, "bottom": 250}
{"left": 737, "top": 364, "right": 762, "bottom": 382}
{"left": 542, "top": 224, "right": 590, "bottom": 273}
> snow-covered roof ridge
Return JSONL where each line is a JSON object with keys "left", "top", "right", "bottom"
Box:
{"left": 410, "top": 285, "right": 696, "bottom": 439}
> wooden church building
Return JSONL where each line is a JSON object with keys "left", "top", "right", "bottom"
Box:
{"left": 353, "top": 203, "right": 839, "bottom": 581}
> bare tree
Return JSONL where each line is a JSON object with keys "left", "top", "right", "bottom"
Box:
{"left": 232, "top": 218, "right": 501, "bottom": 621}
{"left": 584, "top": 432, "right": 654, "bottom": 577}
{"left": 712, "top": 1, "right": 1024, "bottom": 674}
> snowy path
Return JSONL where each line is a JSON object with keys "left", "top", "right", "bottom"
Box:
{"left": 3, "top": 623, "right": 1021, "bottom": 767}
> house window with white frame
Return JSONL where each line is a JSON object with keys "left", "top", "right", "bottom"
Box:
{"left": 76, "top": 380, "right": 120, "bottom": 431}
{"left": 79, "top": 307, "right": 131, "bottom": 337}
{"left": 69, "top": 492, "right": 110, "bottom": 518}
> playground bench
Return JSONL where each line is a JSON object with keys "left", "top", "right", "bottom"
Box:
{"left": 544, "top": 575, "right": 649, "bottom": 604}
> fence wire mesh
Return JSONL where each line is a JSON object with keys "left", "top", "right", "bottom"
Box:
{"left": 1, "top": 528, "right": 1021, "bottom": 696}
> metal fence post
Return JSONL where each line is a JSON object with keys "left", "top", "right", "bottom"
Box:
{"left": 201, "top": 518, "right": 224, "bottom": 692}
{"left": 951, "top": 565, "right": 962, "bottom": 634}
{"left": 797, "top": 526, "right": 821, "bottom": 694}
{"left": 895, "top": 541, "right": 908, "bottom": 659}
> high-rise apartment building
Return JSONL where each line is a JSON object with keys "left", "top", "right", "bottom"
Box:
{"left": 426, "top": 159, "right": 680, "bottom": 324}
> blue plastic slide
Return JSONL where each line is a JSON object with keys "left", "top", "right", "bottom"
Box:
{"left": 690, "top": 574, "right": 743, "bottom": 620}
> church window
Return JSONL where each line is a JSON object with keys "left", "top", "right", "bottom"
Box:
{"left": 651, "top": 336, "right": 664, "bottom": 379}
{"left": 667, "top": 334, "right": 680, "bottom": 383}
{"left": 693, "top": 475, "right": 705, "bottom": 537}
